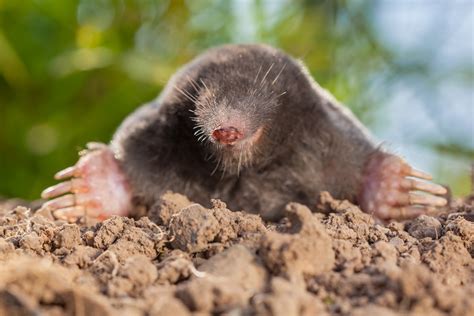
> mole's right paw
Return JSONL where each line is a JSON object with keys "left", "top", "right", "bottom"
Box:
{"left": 39, "top": 143, "right": 132, "bottom": 222}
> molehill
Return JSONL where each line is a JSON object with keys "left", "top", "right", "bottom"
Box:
{"left": 0, "top": 191, "right": 472, "bottom": 315}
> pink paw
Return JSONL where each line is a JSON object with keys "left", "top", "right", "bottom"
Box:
{"left": 359, "top": 152, "right": 448, "bottom": 221}
{"left": 39, "top": 143, "right": 132, "bottom": 222}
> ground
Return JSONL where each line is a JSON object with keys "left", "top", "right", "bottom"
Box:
{"left": 0, "top": 191, "right": 472, "bottom": 316}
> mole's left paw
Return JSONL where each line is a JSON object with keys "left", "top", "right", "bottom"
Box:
{"left": 39, "top": 143, "right": 132, "bottom": 222}
{"left": 359, "top": 152, "right": 448, "bottom": 221}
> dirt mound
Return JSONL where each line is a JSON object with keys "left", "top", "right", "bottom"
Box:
{"left": 0, "top": 192, "right": 472, "bottom": 315}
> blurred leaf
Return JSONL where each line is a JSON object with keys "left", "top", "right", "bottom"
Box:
{"left": 0, "top": 29, "right": 29, "bottom": 87}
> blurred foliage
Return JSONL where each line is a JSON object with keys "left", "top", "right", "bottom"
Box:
{"left": 0, "top": 0, "right": 471, "bottom": 199}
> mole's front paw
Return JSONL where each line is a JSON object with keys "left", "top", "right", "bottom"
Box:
{"left": 39, "top": 143, "right": 132, "bottom": 222}
{"left": 359, "top": 152, "right": 447, "bottom": 221}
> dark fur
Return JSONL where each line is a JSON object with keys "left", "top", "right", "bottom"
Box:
{"left": 111, "top": 44, "right": 378, "bottom": 220}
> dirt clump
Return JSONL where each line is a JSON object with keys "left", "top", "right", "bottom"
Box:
{"left": 0, "top": 191, "right": 472, "bottom": 315}
{"left": 260, "top": 203, "right": 335, "bottom": 279}
{"left": 406, "top": 215, "right": 442, "bottom": 239}
{"left": 175, "top": 244, "right": 268, "bottom": 313}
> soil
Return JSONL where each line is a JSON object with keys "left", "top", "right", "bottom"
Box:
{"left": 0, "top": 191, "right": 472, "bottom": 316}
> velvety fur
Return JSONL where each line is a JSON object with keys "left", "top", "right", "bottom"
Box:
{"left": 110, "top": 44, "right": 378, "bottom": 220}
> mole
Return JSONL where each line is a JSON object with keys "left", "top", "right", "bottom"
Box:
{"left": 40, "top": 44, "right": 447, "bottom": 222}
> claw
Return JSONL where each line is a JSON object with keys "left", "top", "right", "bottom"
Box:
{"left": 54, "top": 166, "right": 77, "bottom": 180}
{"left": 402, "top": 179, "right": 447, "bottom": 195}
{"left": 53, "top": 206, "right": 86, "bottom": 222}
{"left": 42, "top": 194, "right": 75, "bottom": 210}
{"left": 386, "top": 191, "right": 409, "bottom": 206}
{"left": 396, "top": 206, "right": 426, "bottom": 220}
{"left": 376, "top": 204, "right": 427, "bottom": 221}
{"left": 79, "top": 142, "right": 108, "bottom": 155}
{"left": 86, "top": 142, "right": 108, "bottom": 150}
{"left": 41, "top": 179, "right": 87, "bottom": 199}
{"left": 41, "top": 181, "right": 72, "bottom": 199}
{"left": 408, "top": 193, "right": 447, "bottom": 207}
{"left": 405, "top": 166, "right": 432, "bottom": 180}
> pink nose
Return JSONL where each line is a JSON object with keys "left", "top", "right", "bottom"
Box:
{"left": 211, "top": 127, "right": 243, "bottom": 145}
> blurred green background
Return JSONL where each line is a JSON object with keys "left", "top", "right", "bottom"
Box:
{"left": 0, "top": 0, "right": 472, "bottom": 200}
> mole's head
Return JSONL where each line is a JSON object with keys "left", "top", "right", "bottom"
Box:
{"left": 180, "top": 47, "right": 289, "bottom": 174}
{"left": 191, "top": 78, "right": 281, "bottom": 174}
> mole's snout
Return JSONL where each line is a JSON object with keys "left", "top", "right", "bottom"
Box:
{"left": 211, "top": 127, "right": 244, "bottom": 145}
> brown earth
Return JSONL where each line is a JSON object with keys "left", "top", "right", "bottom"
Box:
{"left": 0, "top": 191, "right": 472, "bottom": 316}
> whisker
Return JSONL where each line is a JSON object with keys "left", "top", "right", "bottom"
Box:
{"left": 276, "top": 91, "right": 287, "bottom": 98}
{"left": 253, "top": 65, "right": 263, "bottom": 84}
{"left": 205, "top": 151, "right": 215, "bottom": 161}
{"left": 249, "top": 87, "right": 257, "bottom": 98}
{"left": 260, "top": 63, "right": 275, "bottom": 86}
{"left": 211, "top": 157, "right": 221, "bottom": 176}
{"left": 194, "top": 129, "right": 205, "bottom": 137}
{"left": 186, "top": 75, "right": 200, "bottom": 92}
{"left": 175, "top": 86, "right": 198, "bottom": 103}
{"left": 200, "top": 79, "right": 213, "bottom": 97}
{"left": 271, "top": 64, "right": 286, "bottom": 85}
{"left": 175, "top": 86, "right": 195, "bottom": 100}
{"left": 221, "top": 160, "right": 228, "bottom": 180}
{"left": 237, "top": 149, "right": 243, "bottom": 176}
